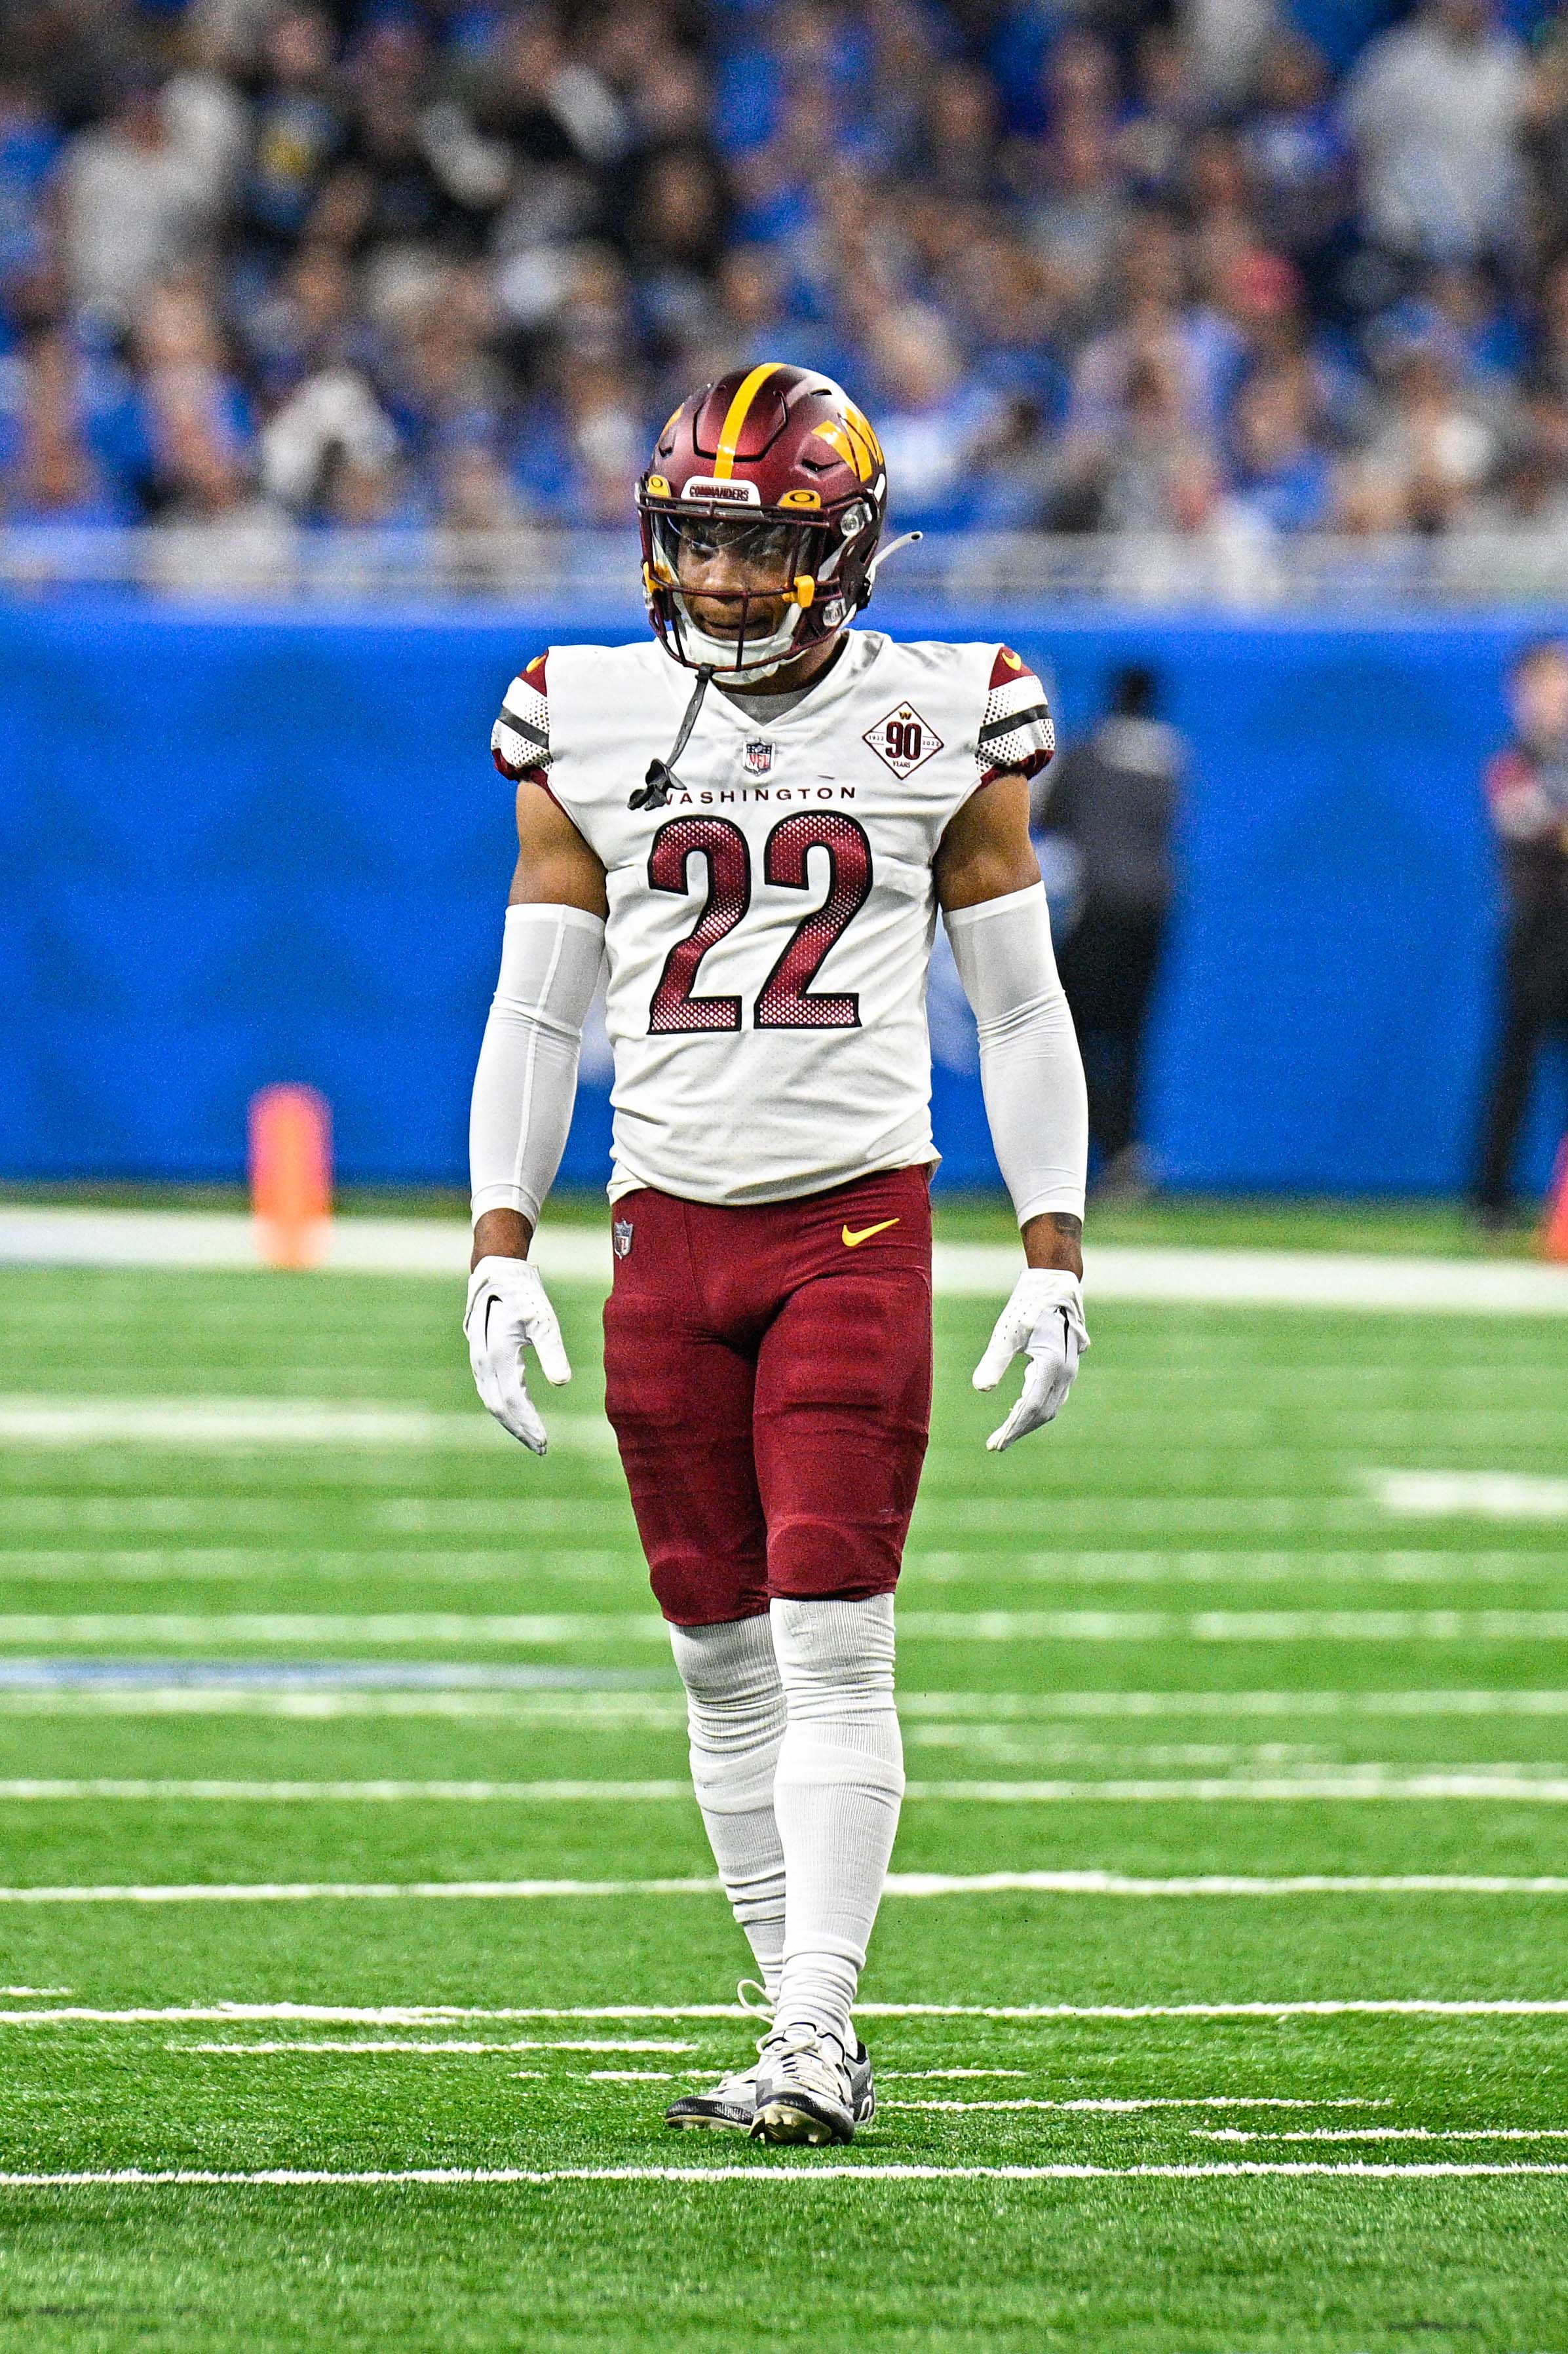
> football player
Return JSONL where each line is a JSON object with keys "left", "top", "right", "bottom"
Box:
{"left": 467, "top": 363, "right": 1088, "bottom": 2147}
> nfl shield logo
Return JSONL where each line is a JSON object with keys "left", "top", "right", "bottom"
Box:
{"left": 613, "top": 1219, "right": 634, "bottom": 1260}
{"left": 744, "top": 739, "right": 774, "bottom": 776}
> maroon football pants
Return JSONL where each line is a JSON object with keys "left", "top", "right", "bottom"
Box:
{"left": 602, "top": 1166, "right": 933, "bottom": 1627}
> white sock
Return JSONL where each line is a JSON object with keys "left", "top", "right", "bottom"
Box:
{"left": 770, "top": 1593, "right": 905, "bottom": 2054}
{"left": 668, "top": 1614, "right": 787, "bottom": 2002}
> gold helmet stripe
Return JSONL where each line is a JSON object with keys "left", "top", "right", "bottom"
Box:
{"left": 712, "top": 362, "right": 783, "bottom": 478}
{"left": 843, "top": 400, "right": 884, "bottom": 469}
{"left": 813, "top": 419, "right": 874, "bottom": 483}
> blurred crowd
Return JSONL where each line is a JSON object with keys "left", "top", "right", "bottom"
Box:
{"left": 13, "top": 0, "right": 1568, "bottom": 550}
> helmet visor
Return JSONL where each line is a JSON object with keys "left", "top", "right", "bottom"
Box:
{"left": 649, "top": 509, "right": 801, "bottom": 583}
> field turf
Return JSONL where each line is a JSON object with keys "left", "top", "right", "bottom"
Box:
{"left": 0, "top": 1222, "right": 1565, "bottom": 2351}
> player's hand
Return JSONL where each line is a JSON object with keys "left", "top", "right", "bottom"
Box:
{"left": 972, "top": 1269, "right": 1089, "bottom": 1452}
{"left": 464, "top": 1255, "right": 571, "bottom": 1454}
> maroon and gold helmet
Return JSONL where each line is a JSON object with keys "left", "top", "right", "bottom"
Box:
{"left": 637, "top": 362, "right": 889, "bottom": 678}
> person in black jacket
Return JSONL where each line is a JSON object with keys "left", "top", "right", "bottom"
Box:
{"left": 1031, "top": 663, "right": 1182, "bottom": 1196}
{"left": 1474, "top": 637, "right": 1568, "bottom": 1224}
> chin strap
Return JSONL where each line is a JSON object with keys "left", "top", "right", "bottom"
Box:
{"left": 864, "top": 529, "right": 923, "bottom": 595}
{"left": 629, "top": 663, "right": 716, "bottom": 811}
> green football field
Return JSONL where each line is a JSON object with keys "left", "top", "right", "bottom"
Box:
{"left": 0, "top": 1217, "right": 1566, "bottom": 2351}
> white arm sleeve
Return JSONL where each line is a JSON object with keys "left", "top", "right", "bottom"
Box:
{"left": 469, "top": 902, "right": 606, "bottom": 1227}
{"left": 944, "top": 881, "right": 1088, "bottom": 1227}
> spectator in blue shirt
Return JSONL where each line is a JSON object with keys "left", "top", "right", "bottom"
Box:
{"left": 1228, "top": 363, "right": 1335, "bottom": 531}
{"left": 865, "top": 302, "right": 1006, "bottom": 534}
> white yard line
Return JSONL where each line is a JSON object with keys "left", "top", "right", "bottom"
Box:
{"left": 0, "top": 1878, "right": 703, "bottom": 1902}
{"left": 879, "top": 1872, "right": 1568, "bottom": 1895}
{"left": 900, "top": 1775, "right": 1568, "bottom": 1800}
{"left": 3, "top": 1684, "right": 1567, "bottom": 1724}
{"left": 1195, "top": 2127, "right": 1568, "bottom": 2142}
{"left": 898, "top": 1611, "right": 1568, "bottom": 1642}
{"left": 0, "top": 1499, "right": 636, "bottom": 1533}
{"left": 1069, "top": 1248, "right": 1568, "bottom": 1316}
{"left": 1084, "top": 1368, "right": 1568, "bottom": 1390}
{"left": 9, "top": 1206, "right": 1568, "bottom": 1313}
{"left": 12, "top": 1547, "right": 1566, "bottom": 1587}
{"left": 900, "top": 1691, "right": 1568, "bottom": 1718}
{"left": 1371, "top": 1472, "right": 1568, "bottom": 1520}
{"left": 6, "top": 1608, "right": 1568, "bottom": 1646}
{"left": 0, "top": 1210, "right": 486, "bottom": 1277}
{"left": 0, "top": 1517, "right": 1506, "bottom": 1549}
{"left": 0, "top": 1614, "right": 667, "bottom": 1644}
{"left": 1, "top": 1773, "right": 1567, "bottom": 1802}
{"left": 0, "top": 1691, "right": 687, "bottom": 1720}
{"left": 172, "top": 2039, "right": 695, "bottom": 2055}
{"left": 907, "top": 1552, "right": 1568, "bottom": 1587}
{"left": 0, "top": 2005, "right": 757, "bottom": 2026}
{"left": 1, "top": 1772, "right": 1567, "bottom": 1802}
{"left": 0, "top": 1666, "right": 668, "bottom": 1696}
{"left": 885, "top": 2100, "right": 1375, "bottom": 2118}
{"left": 0, "top": 1550, "right": 640, "bottom": 1582}
{"left": 906, "top": 1727, "right": 1531, "bottom": 1763}
{"left": 970, "top": 1414, "right": 1568, "bottom": 1441}
{"left": 0, "top": 1779, "right": 691, "bottom": 1800}
{"left": 0, "top": 1397, "right": 614, "bottom": 1450}
{"left": 865, "top": 2000, "right": 1568, "bottom": 2021}
{"left": 885, "top": 2100, "right": 1384, "bottom": 2118}
{"left": 0, "top": 1872, "right": 1565, "bottom": 1902}
{"left": 0, "top": 2162, "right": 1562, "bottom": 2184}
{"left": 3, "top": 2000, "right": 1568, "bottom": 2026}
{"left": 11, "top": 1407, "right": 1554, "bottom": 1452}
{"left": 366, "top": 1496, "right": 1544, "bottom": 1535}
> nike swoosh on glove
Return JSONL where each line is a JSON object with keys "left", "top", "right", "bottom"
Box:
{"left": 464, "top": 1256, "right": 571, "bottom": 1454}
{"left": 972, "top": 1268, "right": 1090, "bottom": 1452}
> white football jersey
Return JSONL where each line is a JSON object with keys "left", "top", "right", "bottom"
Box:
{"left": 491, "top": 629, "right": 1053, "bottom": 1208}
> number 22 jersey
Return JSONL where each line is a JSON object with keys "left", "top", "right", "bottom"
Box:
{"left": 491, "top": 629, "right": 1053, "bottom": 1208}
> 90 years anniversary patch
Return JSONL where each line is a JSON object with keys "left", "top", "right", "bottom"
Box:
{"left": 862, "top": 704, "right": 943, "bottom": 779}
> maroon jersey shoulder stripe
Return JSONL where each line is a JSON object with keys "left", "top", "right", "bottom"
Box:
{"left": 989, "top": 646, "right": 1039, "bottom": 691}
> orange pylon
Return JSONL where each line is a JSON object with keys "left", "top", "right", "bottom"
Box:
{"left": 1542, "top": 1137, "right": 1568, "bottom": 1264}
{"left": 249, "top": 1085, "right": 332, "bottom": 1269}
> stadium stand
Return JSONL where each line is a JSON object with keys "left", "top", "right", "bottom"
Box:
{"left": 5, "top": 0, "right": 1568, "bottom": 597}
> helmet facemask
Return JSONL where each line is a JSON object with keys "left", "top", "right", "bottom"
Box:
{"left": 641, "top": 505, "right": 857, "bottom": 682}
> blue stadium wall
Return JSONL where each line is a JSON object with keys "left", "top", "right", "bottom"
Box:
{"left": 2, "top": 596, "right": 1559, "bottom": 1197}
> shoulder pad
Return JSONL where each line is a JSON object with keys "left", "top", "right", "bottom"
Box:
{"left": 978, "top": 646, "right": 1054, "bottom": 782}
{"left": 492, "top": 653, "right": 551, "bottom": 783}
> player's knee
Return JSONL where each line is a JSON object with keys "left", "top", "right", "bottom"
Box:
{"left": 649, "top": 1553, "right": 765, "bottom": 1629}
{"left": 667, "top": 1612, "right": 779, "bottom": 1710}
{"left": 771, "top": 1590, "right": 894, "bottom": 1679}
{"left": 766, "top": 1513, "right": 902, "bottom": 1605}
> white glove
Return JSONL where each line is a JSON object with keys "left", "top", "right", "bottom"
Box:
{"left": 464, "top": 1255, "right": 571, "bottom": 1454}
{"left": 972, "top": 1268, "right": 1089, "bottom": 1452}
